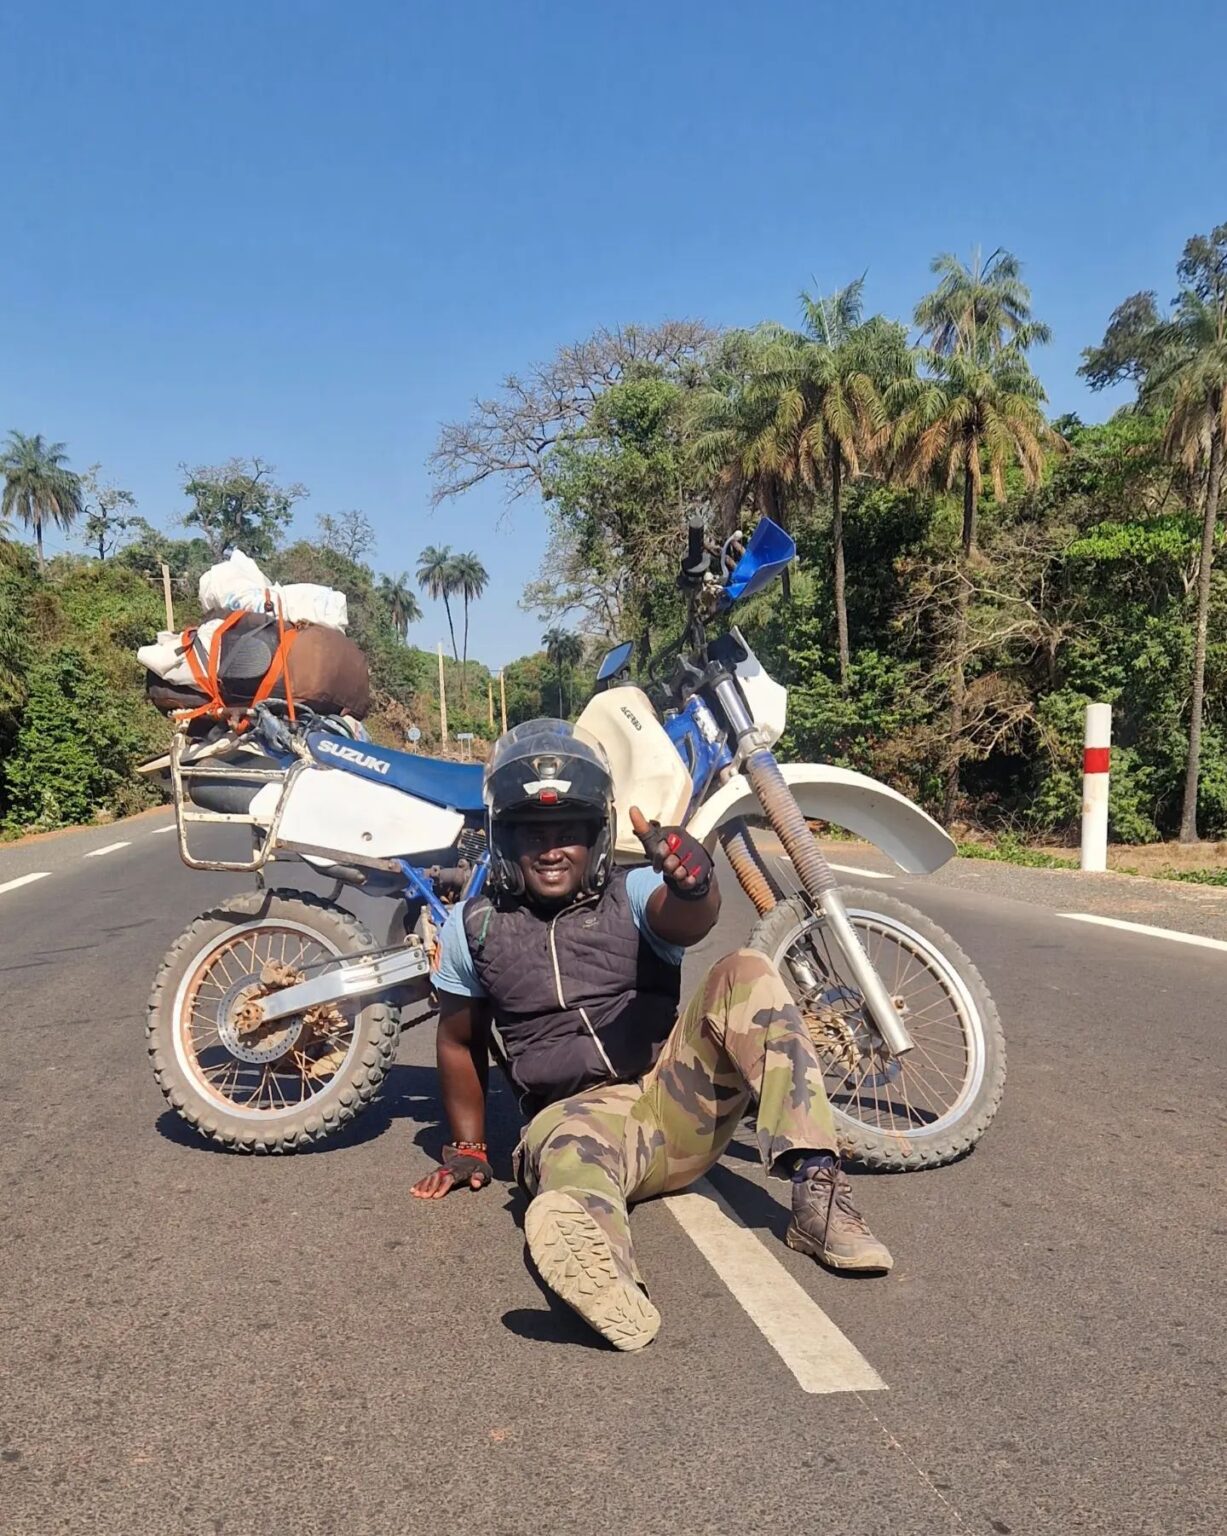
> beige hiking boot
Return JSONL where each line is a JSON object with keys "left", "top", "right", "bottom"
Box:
{"left": 524, "top": 1191, "right": 661, "bottom": 1351}
{"left": 786, "top": 1164, "right": 894, "bottom": 1273}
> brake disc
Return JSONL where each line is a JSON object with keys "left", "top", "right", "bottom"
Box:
{"left": 223, "top": 961, "right": 351, "bottom": 1077}
{"left": 804, "top": 1000, "right": 862, "bottom": 1075}
{"left": 803, "top": 983, "right": 908, "bottom": 1088}
{"left": 218, "top": 971, "right": 305, "bottom": 1065}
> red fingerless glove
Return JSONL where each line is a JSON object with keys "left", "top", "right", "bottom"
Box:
{"left": 640, "top": 821, "right": 714, "bottom": 900}
{"left": 442, "top": 1143, "right": 492, "bottom": 1187}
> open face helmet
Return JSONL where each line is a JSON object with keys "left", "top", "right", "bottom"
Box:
{"left": 483, "top": 718, "right": 616, "bottom": 899}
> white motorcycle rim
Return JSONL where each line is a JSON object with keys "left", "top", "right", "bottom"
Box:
{"left": 772, "top": 906, "right": 987, "bottom": 1142}
{"left": 171, "top": 919, "right": 362, "bottom": 1121}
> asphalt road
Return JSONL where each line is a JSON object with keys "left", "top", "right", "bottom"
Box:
{"left": 2, "top": 814, "right": 1224, "bottom": 1536}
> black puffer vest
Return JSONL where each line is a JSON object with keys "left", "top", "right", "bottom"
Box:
{"left": 463, "top": 869, "right": 681, "bottom": 1112}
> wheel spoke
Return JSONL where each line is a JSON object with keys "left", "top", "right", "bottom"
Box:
{"left": 907, "top": 1040, "right": 967, "bottom": 1092}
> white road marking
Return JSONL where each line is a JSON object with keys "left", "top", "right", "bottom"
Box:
{"left": 83, "top": 841, "right": 130, "bottom": 859}
{"left": 828, "top": 862, "right": 893, "bottom": 881}
{"left": 1060, "top": 912, "right": 1227, "bottom": 954}
{"left": 150, "top": 824, "right": 177, "bottom": 836}
{"left": 0, "top": 871, "right": 51, "bottom": 896}
{"left": 771, "top": 853, "right": 894, "bottom": 881}
{"left": 665, "top": 1177, "right": 887, "bottom": 1394}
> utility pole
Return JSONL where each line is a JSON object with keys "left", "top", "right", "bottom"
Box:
{"left": 498, "top": 669, "right": 508, "bottom": 734}
{"left": 488, "top": 676, "right": 495, "bottom": 731}
{"left": 437, "top": 642, "right": 449, "bottom": 749}
{"left": 160, "top": 563, "right": 175, "bottom": 631}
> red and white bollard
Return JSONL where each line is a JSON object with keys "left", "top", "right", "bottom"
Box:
{"left": 1080, "top": 703, "right": 1112, "bottom": 872}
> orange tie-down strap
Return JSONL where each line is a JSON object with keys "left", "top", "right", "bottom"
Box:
{"left": 179, "top": 604, "right": 298, "bottom": 725}
{"left": 251, "top": 592, "right": 297, "bottom": 723}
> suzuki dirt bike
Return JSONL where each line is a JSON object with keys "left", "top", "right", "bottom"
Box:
{"left": 147, "top": 518, "right": 1004, "bottom": 1167}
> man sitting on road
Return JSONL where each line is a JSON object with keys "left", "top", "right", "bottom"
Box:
{"left": 411, "top": 718, "right": 891, "bottom": 1350}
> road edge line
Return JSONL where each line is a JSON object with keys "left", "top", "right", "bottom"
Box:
{"left": 1059, "top": 912, "right": 1227, "bottom": 953}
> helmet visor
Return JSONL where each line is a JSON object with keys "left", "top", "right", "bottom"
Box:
{"left": 485, "top": 717, "right": 609, "bottom": 777}
{"left": 484, "top": 718, "right": 613, "bottom": 821}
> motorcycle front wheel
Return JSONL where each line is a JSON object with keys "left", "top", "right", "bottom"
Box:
{"left": 147, "top": 889, "right": 402, "bottom": 1153}
{"left": 749, "top": 890, "right": 1006, "bottom": 1171}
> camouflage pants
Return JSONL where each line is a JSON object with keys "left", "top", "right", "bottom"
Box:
{"left": 518, "top": 948, "right": 837, "bottom": 1288}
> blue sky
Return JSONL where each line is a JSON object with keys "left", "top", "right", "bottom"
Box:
{"left": 3, "top": 0, "right": 1225, "bottom": 665}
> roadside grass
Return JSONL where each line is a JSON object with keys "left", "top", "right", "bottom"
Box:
{"left": 1134, "top": 865, "right": 1227, "bottom": 887}
{"left": 955, "top": 834, "right": 1076, "bottom": 870}
{"left": 954, "top": 832, "right": 1227, "bottom": 887}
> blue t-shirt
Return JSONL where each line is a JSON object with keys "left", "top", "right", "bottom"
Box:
{"left": 434, "top": 867, "right": 683, "bottom": 999}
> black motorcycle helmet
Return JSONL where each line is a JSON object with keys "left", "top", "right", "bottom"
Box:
{"left": 484, "top": 718, "right": 616, "bottom": 900}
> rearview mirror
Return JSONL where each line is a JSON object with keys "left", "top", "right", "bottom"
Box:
{"left": 594, "top": 640, "right": 634, "bottom": 691}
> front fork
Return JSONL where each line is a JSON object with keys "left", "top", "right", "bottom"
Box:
{"left": 711, "top": 680, "right": 915, "bottom": 1059}
{"left": 743, "top": 750, "right": 914, "bottom": 1056}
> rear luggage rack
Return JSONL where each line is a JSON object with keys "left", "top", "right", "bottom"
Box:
{"left": 169, "top": 722, "right": 298, "bottom": 872}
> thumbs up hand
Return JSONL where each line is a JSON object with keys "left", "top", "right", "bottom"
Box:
{"left": 629, "top": 805, "right": 713, "bottom": 900}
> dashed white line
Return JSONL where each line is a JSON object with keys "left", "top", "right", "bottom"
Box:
{"left": 665, "top": 1177, "right": 887, "bottom": 1394}
{"left": 0, "top": 871, "right": 51, "bottom": 896}
{"left": 83, "top": 841, "right": 131, "bottom": 859}
{"left": 150, "top": 824, "right": 177, "bottom": 836}
{"left": 1059, "top": 912, "right": 1227, "bottom": 954}
{"left": 828, "top": 862, "right": 894, "bottom": 881}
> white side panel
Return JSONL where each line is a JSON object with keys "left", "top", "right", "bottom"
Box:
{"left": 688, "top": 763, "right": 955, "bottom": 875}
{"left": 733, "top": 646, "right": 788, "bottom": 746}
{"left": 577, "top": 688, "right": 692, "bottom": 857}
{"left": 251, "top": 766, "right": 463, "bottom": 859}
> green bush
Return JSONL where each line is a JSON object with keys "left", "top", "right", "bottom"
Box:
{"left": 2, "top": 647, "right": 144, "bottom": 831}
{"left": 1026, "top": 689, "right": 1169, "bottom": 844}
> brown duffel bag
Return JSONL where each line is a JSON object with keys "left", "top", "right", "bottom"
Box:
{"left": 146, "top": 613, "right": 370, "bottom": 720}
{"left": 286, "top": 622, "right": 370, "bottom": 718}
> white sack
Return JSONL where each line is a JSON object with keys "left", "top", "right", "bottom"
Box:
{"left": 197, "top": 549, "right": 348, "bottom": 630}
{"left": 276, "top": 583, "right": 348, "bottom": 629}
{"left": 137, "top": 618, "right": 224, "bottom": 686}
{"left": 198, "top": 550, "right": 268, "bottom": 614}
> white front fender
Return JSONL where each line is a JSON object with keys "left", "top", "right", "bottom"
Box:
{"left": 687, "top": 763, "right": 955, "bottom": 875}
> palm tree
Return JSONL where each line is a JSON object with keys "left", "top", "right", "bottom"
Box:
{"left": 0, "top": 432, "right": 83, "bottom": 573}
{"left": 891, "top": 349, "right": 1055, "bottom": 823}
{"left": 689, "top": 327, "right": 798, "bottom": 548}
{"left": 377, "top": 573, "right": 422, "bottom": 641}
{"left": 899, "top": 248, "right": 1054, "bottom": 825}
{"left": 692, "top": 311, "right": 908, "bottom": 650}
{"left": 914, "top": 248, "right": 1052, "bottom": 362}
{"left": 542, "top": 626, "right": 584, "bottom": 717}
{"left": 775, "top": 284, "right": 913, "bottom": 684}
{"left": 450, "top": 551, "right": 489, "bottom": 703}
{"left": 416, "top": 544, "right": 460, "bottom": 661}
{"left": 1146, "top": 227, "right": 1227, "bottom": 840}
{"left": 793, "top": 283, "right": 871, "bottom": 686}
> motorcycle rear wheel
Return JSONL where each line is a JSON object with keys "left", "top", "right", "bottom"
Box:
{"left": 749, "top": 891, "right": 1006, "bottom": 1171}
{"left": 147, "top": 889, "right": 401, "bottom": 1153}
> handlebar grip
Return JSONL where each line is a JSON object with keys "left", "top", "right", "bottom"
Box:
{"left": 679, "top": 521, "right": 710, "bottom": 587}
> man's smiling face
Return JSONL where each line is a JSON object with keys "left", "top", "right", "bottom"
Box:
{"left": 510, "top": 816, "right": 597, "bottom": 905}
